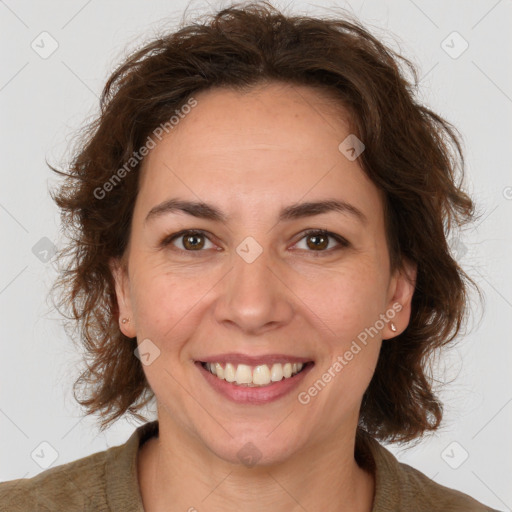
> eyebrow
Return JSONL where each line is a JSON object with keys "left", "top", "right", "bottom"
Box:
{"left": 145, "top": 198, "right": 367, "bottom": 225}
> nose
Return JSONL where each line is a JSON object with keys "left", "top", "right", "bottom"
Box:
{"left": 213, "top": 246, "right": 294, "bottom": 335}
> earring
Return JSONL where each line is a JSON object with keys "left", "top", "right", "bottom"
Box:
{"left": 121, "top": 318, "right": 129, "bottom": 324}
{"left": 390, "top": 322, "right": 397, "bottom": 332}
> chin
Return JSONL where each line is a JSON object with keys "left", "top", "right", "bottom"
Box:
{"left": 198, "top": 425, "right": 308, "bottom": 468}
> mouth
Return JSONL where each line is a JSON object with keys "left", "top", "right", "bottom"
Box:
{"left": 194, "top": 356, "right": 315, "bottom": 405}
{"left": 198, "top": 360, "right": 313, "bottom": 387}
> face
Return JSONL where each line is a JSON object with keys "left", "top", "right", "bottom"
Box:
{"left": 112, "top": 82, "right": 416, "bottom": 466}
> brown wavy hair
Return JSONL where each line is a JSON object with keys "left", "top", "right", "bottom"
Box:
{"left": 49, "top": 1, "right": 480, "bottom": 442}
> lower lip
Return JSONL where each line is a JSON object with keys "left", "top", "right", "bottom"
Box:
{"left": 196, "top": 361, "right": 314, "bottom": 405}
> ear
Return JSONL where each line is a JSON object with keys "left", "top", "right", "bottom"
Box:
{"left": 383, "top": 258, "right": 417, "bottom": 340}
{"left": 109, "top": 257, "right": 137, "bottom": 338}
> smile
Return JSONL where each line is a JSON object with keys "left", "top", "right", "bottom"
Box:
{"left": 201, "top": 361, "right": 309, "bottom": 387}
{"left": 195, "top": 358, "right": 315, "bottom": 405}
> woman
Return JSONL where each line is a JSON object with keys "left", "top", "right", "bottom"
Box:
{"left": 0, "top": 2, "right": 501, "bottom": 511}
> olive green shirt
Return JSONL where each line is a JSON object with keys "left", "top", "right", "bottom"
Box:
{"left": 0, "top": 420, "right": 501, "bottom": 511}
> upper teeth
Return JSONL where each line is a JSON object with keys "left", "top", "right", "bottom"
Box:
{"left": 204, "top": 362, "right": 305, "bottom": 387}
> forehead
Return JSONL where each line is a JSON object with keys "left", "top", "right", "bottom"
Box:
{"left": 136, "top": 83, "right": 382, "bottom": 223}
{"left": 146, "top": 82, "right": 352, "bottom": 161}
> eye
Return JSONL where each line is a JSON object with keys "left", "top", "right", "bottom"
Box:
{"left": 160, "top": 228, "right": 349, "bottom": 256}
{"left": 162, "top": 230, "right": 216, "bottom": 253}
{"left": 293, "top": 229, "right": 349, "bottom": 253}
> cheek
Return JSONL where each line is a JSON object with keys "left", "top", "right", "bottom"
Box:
{"left": 130, "top": 263, "right": 217, "bottom": 341}
{"left": 291, "top": 259, "right": 386, "bottom": 393}
{"left": 292, "top": 258, "right": 389, "bottom": 337}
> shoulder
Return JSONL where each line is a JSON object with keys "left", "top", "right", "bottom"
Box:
{"left": 393, "top": 459, "right": 500, "bottom": 511}
{"left": 0, "top": 446, "right": 112, "bottom": 511}
{"left": 0, "top": 420, "right": 156, "bottom": 512}
{"left": 359, "top": 432, "right": 502, "bottom": 512}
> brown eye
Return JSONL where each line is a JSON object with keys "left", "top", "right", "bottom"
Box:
{"left": 306, "top": 233, "right": 329, "bottom": 250}
{"left": 294, "top": 229, "right": 349, "bottom": 253}
{"left": 182, "top": 233, "right": 205, "bottom": 250}
{"left": 162, "top": 230, "right": 215, "bottom": 253}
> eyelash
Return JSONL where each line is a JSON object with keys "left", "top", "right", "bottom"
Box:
{"left": 160, "top": 229, "right": 350, "bottom": 256}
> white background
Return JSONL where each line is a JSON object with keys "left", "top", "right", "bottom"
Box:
{"left": 0, "top": 0, "right": 511, "bottom": 510}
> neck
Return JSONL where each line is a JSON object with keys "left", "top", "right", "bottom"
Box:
{"left": 138, "top": 413, "right": 375, "bottom": 512}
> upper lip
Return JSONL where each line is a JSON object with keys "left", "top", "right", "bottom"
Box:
{"left": 196, "top": 353, "right": 314, "bottom": 366}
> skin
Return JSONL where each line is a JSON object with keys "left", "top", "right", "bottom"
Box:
{"left": 111, "top": 82, "right": 417, "bottom": 512}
